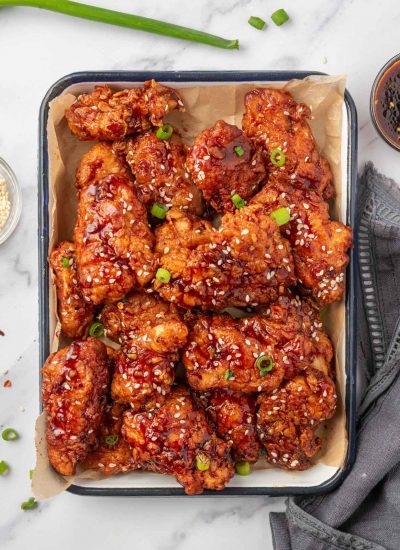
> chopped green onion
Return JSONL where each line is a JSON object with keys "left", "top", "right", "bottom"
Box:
{"left": 156, "top": 123, "right": 174, "bottom": 141}
{"left": 248, "top": 16, "right": 266, "bottom": 30}
{"left": 89, "top": 321, "right": 104, "bottom": 338}
{"left": 224, "top": 369, "right": 234, "bottom": 380}
{"left": 319, "top": 307, "right": 328, "bottom": 323}
{"left": 151, "top": 202, "right": 169, "bottom": 219}
{"left": 21, "top": 497, "right": 37, "bottom": 511}
{"left": 270, "top": 207, "right": 290, "bottom": 226}
{"left": 62, "top": 257, "right": 70, "bottom": 268}
{"left": 0, "top": 1, "right": 239, "bottom": 50}
{"left": 235, "top": 460, "right": 251, "bottom": 476}
{"left": 271, "top": 9, "right": 289, "bottom": 26}
{"left": 234, "top": 145, "right": 245, "bottom": 157}
{"left": 29, "top": 469, "right": 34, "bottom": 480}
{"left": 0, "top": 461, "right": 9, "bottom": 475}
{"left": 2, "top": 428, "right": 19, "bottom": 441}
{"left": 231, "top": 194, "right": 247, "bottom": 209}
{"left": 256, "top": 355, "right": 274, "bottom": 376}
{"left": 270, "top": 148, "right": 286, "bottom": 167}
{"left": 104, "top": 434, "right": 119, "bottom": 447}
{"left": 196, "top": 452, "right": 210, "bottom": 471}
{"left": 156, "top": 268, "right": 171, "bottom": 283}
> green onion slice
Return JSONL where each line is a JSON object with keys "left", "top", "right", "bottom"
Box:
{"left": 0, "top": 1, "right": 239, "bottom": 51}
{"left": 234, "top": 145, "right": 245, "bottom": 157}
{"left": 319, "top": 307, "right": 328, "bottom": 324}
{"left": 2, "top": 428, "right": 19, "bottom": 441}
{"left": 271, "top": 9, "right": 289, "bottom": 26}
{"left": 196, "top": 452, "right": 210, "bottom": 471}
{"left": 21, "top": 497, "right": 37, "bottom": 511}
{"left": 89, "top": 321, "right": 104, "bottom": 338}
{"left": 104, "top": 434, "right": 119, "bottom": 447}
{"left": 156, "top": 123, "right": 174, "bottom": 140}
{"left": 235, "top": 460, "right": 251, "bottom": 476}
{"left": 231, "top": 194, "right": 247, "bottom": 209}
{"left": 256, "top": 355, "right": 274, "bottom": 376}
{"left": 156, "top": 268, "right": 171, "bottom": 283}
{"left": 224, "top": 369, "right": 234, "bottom": 380}
{"left": 151, "top": 202, "right": 169, "bottom": 219}
{"left": 29, "top": 469, "right": 34, "bottom": 480}
{"left": 270, "top": 148, "right": 286, "bottom": 167}
{"left": 270, "top": 207, "right": 290, "bottom": 226}
{"left": 0, "top": 461, "right": 9, "bottom": 475}
{"left": 62, "top": 257, "right": 70, "bottom": 268}
{"left": 248, "top": 16, "right": 266, "bottom": 30}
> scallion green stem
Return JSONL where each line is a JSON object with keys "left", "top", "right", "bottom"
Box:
{"left": 0, "top": 0, "right": 239, "bottom": 50}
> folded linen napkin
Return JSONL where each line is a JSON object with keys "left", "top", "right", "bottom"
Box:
{"left": 270, "top": 163, "right": 400, "bottom": 550}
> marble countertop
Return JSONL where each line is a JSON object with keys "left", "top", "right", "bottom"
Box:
{"left": 1, "top": 1, "right": 399, "bottom": 548}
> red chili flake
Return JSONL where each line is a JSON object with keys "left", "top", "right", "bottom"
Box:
{"left": 3, "top": 380, "right": 12, "bottom": 388}
{"left": 0, "top": 330, "right": 5, "bottom": 336}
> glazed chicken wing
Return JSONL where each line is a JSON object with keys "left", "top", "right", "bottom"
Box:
{"left": 101, "top": 293, "right": 188, "bottom": 410}
{"left": 76, "top": 141, "right": 132, "bottom": 190}
{"left": 242, "top": 88, "right": 334, "bottom": 200}
{"left": 122, "top": 385, "right": 234, "bottom": 494}
{"left": 153, "top": 203, "right": 295, "bottom": 310}
{"left": 196, "top": 390, "right": 260, "bottom": 463}
{"left": 115, "top": 130, "right": 203, "bottom": 216}
{"left": 252, "top": 181, "right": 352, "bottom": 305}
{"left": 182, "top": 296, "right": 333, "bottom": 393}
{"left": 256, "top": 368, "right": 337, "bottom": 470}
{"left": 100, "top": 292, "right": 187, "bottom": 346}
{"left": 74, "top": 173, "right": 156, "bottom": 305}
{"left": 49, "top": 241, "right": 94, "bottom": 338}
{"left": 65, "top": 80, "right": 184, "bottom": 141}
{"left": 41, "top": 337, "right": 109, "bottom": 476}
{"left": 186, "top": 120, "right": 266, "bottom": 213}
{"left": 82, "top": 403, "right": 136, "bottom": 476}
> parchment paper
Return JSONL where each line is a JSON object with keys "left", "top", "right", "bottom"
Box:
{"left": 34, "top": 75, "right": 348, "bottom": 498}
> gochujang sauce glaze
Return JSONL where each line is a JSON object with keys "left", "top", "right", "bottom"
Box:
{"left": 374, "top": 59, "right": 400, "bottom": 149}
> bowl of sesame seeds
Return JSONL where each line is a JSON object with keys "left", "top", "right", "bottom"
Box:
{"left": 0, "top": 158, "right": 22, "bottom": 245}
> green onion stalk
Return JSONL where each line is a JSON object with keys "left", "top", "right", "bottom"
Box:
{"left": 0, "top": 0, "right": 239, "bottom": 50}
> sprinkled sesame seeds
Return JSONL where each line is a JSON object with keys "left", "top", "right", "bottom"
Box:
{"left": 0, "top": 178, "right": 11, "bottom": 230}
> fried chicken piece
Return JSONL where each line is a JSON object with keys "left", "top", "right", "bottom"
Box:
{"left": 256, "top": 368, "right": 337, "bottom": 470}
{"left": 196, "top": 390, "right": 260, "bottom": 462}
{"left": 76, "top": 142, "right": 131, "bottom": 190}
{"left": 154, "top": 207, "right": 215, "bottom": 277}
{"left": 49, "top": 241, "right": 94, "bottom": 338}
{"left": 153, "top": 204, "right": 295, "bottom": 310}
{"left": 82, "top": 403, "right": 136, "bottom": 475}
{"left": 242, "top": 88, "right": 334, "bottom": 200}
{"left": 65, "top": 80, "right": 184, "bottom": 141}
{"left": 252, "top": 181, "right": 352, "bottom": 305}
{"left": 74, "top": 173, "right": 156, "bottom": 305}
{"left": 115, "top": 131, "right": 203, "bottom": 216}
{"left": 186, "top": 120, "right": 266, "bottom": 213}
{"left": 258, "top": 296, "right": 334, "bottom": 379}
{"left": 122, "top": 386, "right": 234, "bottom": 494}
{"left": 41, "top": 338, "right": 109, "bottom": 476}
{"left": 100, "top": 292, "right": 187, "bottom": 345}
{"left": 183, "top": 314, "right": 284, "bottom": 394}
{"left": 182, "top": 296, "right": 333, "bottom": 392}
{"left": 103, "top": 293, "right": 188, "bottom": 410}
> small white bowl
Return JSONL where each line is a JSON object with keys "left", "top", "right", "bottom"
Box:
{"left": 0, "top": 158, "right": 22, "bottom": 245}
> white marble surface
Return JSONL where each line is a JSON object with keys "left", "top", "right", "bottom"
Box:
{"left": 0, "top": 1, "right": 399, "bottom": 548}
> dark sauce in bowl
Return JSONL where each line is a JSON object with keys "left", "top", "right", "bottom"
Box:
{"left": 371, "top": 55, "right": 400, "bottom": 151}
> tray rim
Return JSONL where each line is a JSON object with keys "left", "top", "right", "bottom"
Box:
{"left": 38, "top": 70, "right": 358, "bottom": 497}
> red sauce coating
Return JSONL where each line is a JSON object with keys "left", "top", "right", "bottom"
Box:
{"left": 374, "top": 59, "right": 400, "bottom": 149}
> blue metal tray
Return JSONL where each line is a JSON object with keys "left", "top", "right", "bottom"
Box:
{"left": 38, "top": 70, "right": 358, "bottom": 497}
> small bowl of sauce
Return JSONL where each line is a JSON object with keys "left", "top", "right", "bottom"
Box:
{"left": 371, "top": 53, "right": 400, "bottom": 151}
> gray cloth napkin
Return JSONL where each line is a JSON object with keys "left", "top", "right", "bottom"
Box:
{"left": 270, "top": 163, "right": 400, "bottom": 550}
